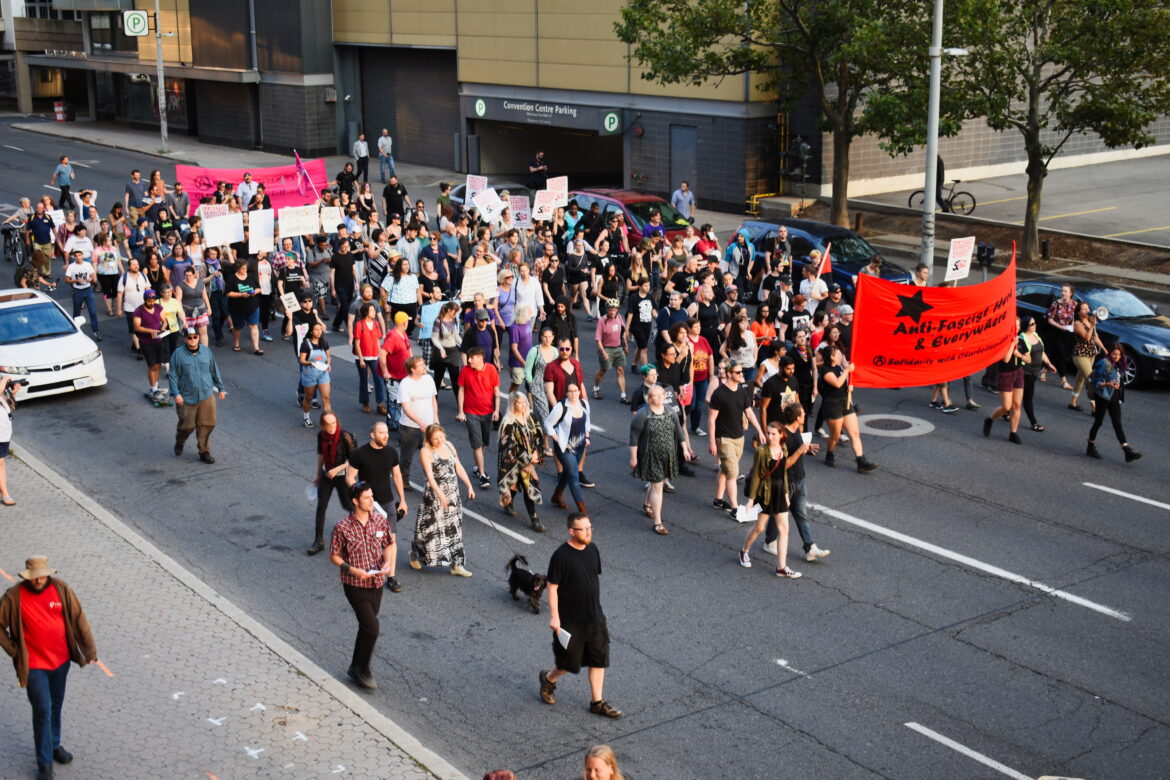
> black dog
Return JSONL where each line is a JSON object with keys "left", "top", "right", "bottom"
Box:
{"left": 506, "top": 555, "right": 547, "bottom": 614}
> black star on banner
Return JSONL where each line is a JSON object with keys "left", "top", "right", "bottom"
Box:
{"left": 895, "top": 289, "right": 934, "bottom": 324}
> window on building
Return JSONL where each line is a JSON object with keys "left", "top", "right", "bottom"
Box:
{"left": 23, "top": 1, "right": 79, "bottom": 21}
{"left": 90, "top": 11, "right": 137, "bottom": 54}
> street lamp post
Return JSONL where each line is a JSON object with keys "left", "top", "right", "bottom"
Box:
{"left": 154, "top": 0, "right": 168, "bottom": 154}
{"left": 920, "top": 0, "right": 945, "bottom": 267}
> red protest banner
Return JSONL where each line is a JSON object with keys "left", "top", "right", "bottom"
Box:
{"left": 851, "top": 247, "right": 1017, "bottom": 388}
{"left": 174, "top": 159, "right": 326, "bottom": 216}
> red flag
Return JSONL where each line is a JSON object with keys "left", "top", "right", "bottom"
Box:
{"left": 819, "top": 243, "right": 832, "bottom": 276}
{"left": 850, "top": 244, "right": 1018, "bottom": 388}
{"left": 294, "top": 149, "right": 316, "bottom": 197}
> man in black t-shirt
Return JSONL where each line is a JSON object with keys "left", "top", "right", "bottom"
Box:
{"left": 538, "top": 512, "right": 621, "bottom": 719}
{"left": 330, "top": 240, "right": 357, "bottom": 331}
{"left": 708, "top": 360, "right": 765, "bottom": 516}
{"left": 345, "top": 420, "right": 407, "bottom": 593}
{"left": 760, "top": 357, "right": 799, "bottom": 428}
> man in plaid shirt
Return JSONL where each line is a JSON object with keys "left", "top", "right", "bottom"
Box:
{"left": 329, "top": 483, "right": 395, "bottom": 690}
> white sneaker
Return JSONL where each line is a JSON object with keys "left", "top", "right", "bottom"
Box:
{"left": 839, "top": 432, "right": 850, "bottom": 443}
{"left": 816, "top": 427, "right": 828, "bottom": 438}
{"left": 449, "top": 564, "right": 473, "bottom": 578}
{"left": 738, "top": 549, "right": 751, "bottom": 568}
{"left": 762, "top": 541, "right": 778, "bottom": 555}
{"left": 805, "top": 544, "right": 831, "bottom": 562}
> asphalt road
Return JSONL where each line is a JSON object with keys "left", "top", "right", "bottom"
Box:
{"left": 2, "top": 120, "right": 1169, "bottom": 779}
{"left": 864, "top": 154, "right": 1170, "bottom": 248}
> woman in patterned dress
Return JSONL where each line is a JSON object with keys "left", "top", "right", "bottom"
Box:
{"left": 629, "top": 385, "right": 690, "bottom": 536}
{"left": 524, "top": 326, "right": 559, "bottom": 453}
{"left": 409, "top": 424, "right": 476, "bottom": 577}
{"left": 497, "top": 392, "right": 545, "bottom": 532}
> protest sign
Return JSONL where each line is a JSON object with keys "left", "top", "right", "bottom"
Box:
{"left": 944, "top": 236, "right": 977, "bottom": 283}
{"left": 280, "top": 292, "right": 299, "bottom": 315}
{"left": 459, "top": 262, "right": 499, "bottom": 302}
{"left": 320, "top": 206, "right": 343, "bottom": 234}
{"left": 510, "top": 195, "right": 532, "bottom": 228}
{"left": 197, "top": 203, "right": 229, "bottom": 220}
{"left": 532, "top": 190, "right": 556, "bottom": 222}
{"left": 248, "top": 209, "right": 275, "bottom": 254}
{"left": 546, "top": 176, "right": 569, "bottom": 207}
{"left": 204, "top": 213, "right": 245, "bottom": 248}
{"left": 473, "top": 188, "right": 505, "bottom": 223}
{"left": 49, "top": 209, "right": 64, "bottom": 228}
{"left": 278, "top": 204, "right": 320, "bottom": 238}
{"left": 418, "top": 301, "right": 448, "bottom": 339}
{"left": 466, "top": 174, "right": 488, "bottom": 203}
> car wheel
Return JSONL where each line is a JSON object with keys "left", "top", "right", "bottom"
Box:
{"left": 1122, "top": 346, "right": 1140, "bottom": 387}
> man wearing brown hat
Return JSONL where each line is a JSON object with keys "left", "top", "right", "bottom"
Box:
{"left": 0, "top": 556, "right": 98, "bottom": 780}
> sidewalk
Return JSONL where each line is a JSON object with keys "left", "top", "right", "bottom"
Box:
{"left": 0, "top": 449, "right": 466, "bottom": 780}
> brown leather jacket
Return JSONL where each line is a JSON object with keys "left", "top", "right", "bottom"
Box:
{"left": 0, "top": 578, "right": 98, "bottom": 687}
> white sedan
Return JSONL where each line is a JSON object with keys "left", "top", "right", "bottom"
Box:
{"left": 0, "top": 288, "right": 107, "bottom": 400}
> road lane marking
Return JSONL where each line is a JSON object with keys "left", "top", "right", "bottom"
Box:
{"left": 3, "top": 145, "right": 23, "bottom": 152}
{"left": 1102, "top": 224, "right": 1170, "bottom": 238}
{"left": 905, "top": 722, "right": 1032, "bottom": 780}
{"left": 1083, "top": 482, "right": 1170, "bottom": 511}
{"left": 410, "top": 481, "right": 534, "bottom": 545}
{"left": 975, "top": 195, "right": 1028, "bottom": 206}
{"left": 811, "top": 503, "right": 1131, "bottom": 622}
{"left": 1011, "top": 206, "right": 1115, "bottom": 224}
{"left": 775, "top": 658, "right": 807, "bottom": 675}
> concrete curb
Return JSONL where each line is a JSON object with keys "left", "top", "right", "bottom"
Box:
{"left": 13, "top": 121, "right": 188, "bottom": 164}
{"left": 13, "top": 443, "right": 469, "bottom": 780}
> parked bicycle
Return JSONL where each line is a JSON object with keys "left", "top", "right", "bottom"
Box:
{"left": 1, "top": 225, "right": 27, "bottom": 268}
{"left": 909, "top": 180, "right": 976, "bottom": 215}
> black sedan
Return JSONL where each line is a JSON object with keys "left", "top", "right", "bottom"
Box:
{"left": 734, "top": 218, "right": 912, "bottom": 302}
{"left": 1016, "top": 277, "right": 1170, "bottom": 386}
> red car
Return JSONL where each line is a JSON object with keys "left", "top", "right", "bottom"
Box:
{"left": 569, "top": 188, "right": 693, "bottom": 244}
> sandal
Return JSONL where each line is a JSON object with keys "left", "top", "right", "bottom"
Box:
{"left": 1060, "top": 380, "right": 1074, "bottom": 391}
{"left": 643, "top": 504, "right": 653, "bottom": 518}
{"left": 1031, "top": 423, "right": 1045, "bottom": 432}
{"left": 1067, "top": 402, "right": 1080, "bottom": 411}
{"left": 1, "top": 496, "right": 15, "bottom": 506}
{"left": 232, "top": 346, "right": 241, "bottom": 352}
{"left": 652, "top": 524, "right": 669, "bottom": 535}
{"left": 253, "top": 349, "right": 265, "bottom": 355}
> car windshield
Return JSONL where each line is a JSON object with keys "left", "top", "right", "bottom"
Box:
{"left": 0, "top": 302, "right": 77, "bottom": 345}
{"left": 824, "top": 234, "right": 877, "bottom": 266}
{"left": 626, "top": 200, "right": 690, "bottom": 229}
{"left": 1081, "top": 288, "right": 1155, "bottom": 319}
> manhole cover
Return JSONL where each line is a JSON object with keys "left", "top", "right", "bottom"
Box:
{"left": 856, "top": 414, "right": 935, "bottom": 438}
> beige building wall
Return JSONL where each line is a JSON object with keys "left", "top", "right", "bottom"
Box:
{"left": 134, "top": 0, "right": 192, "bottom": 65}
{"left": 332, "top": 0, "right": 767, "bottom": 102}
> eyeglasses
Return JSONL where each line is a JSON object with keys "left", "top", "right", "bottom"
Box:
{"left": 184, "top": 334, "right": 200, "bottom": 339}
{"left": 730, "top": 369, "right": 744, "bottom": 375}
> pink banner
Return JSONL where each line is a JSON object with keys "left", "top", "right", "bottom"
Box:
{"left": 174, "top": 159, "right": 327, "bottom": 216}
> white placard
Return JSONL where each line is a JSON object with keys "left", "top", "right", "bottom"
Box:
{"left": 509, "top": 195, "right": 531, "bottom": 229}
{"left": 546, "top": 175, "right": 568, "bottom": 207}
{"left": 280, "top": 291, "right": 299, "bottom": 314}
{"left": 465, "top": 174, "right": 488, "bottom": 204}
{"left": 532, "top": 190, "right": 556, "bottom": 222}
{"left": 204, "top": 212, "right": 245, "bottom": 247}
{"left": 320, "top": 206, "right": 343, "bottom": 234}
{"left": 278, "top": 204, "right": 320, "bottom": 238}
{"left": 49, "top": 209, "right": 65, "bottom": 227}
{"left": 459, "top": 261, "right": 499, "bottom": 302}
{"left": 248, "top": 209, "right": 275, "bottom": 254}
{"left": 198, "top": 203, "right": 229, "bottom": 220}
{"left": 473, "top": 188, "right": 505, "bottom": 224}
{"left": 944, "top": 235, "right": 977, "bottom": 283}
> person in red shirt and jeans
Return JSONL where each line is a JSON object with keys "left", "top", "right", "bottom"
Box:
{"left": 0, "top": 556, "right": 98, "bottom": 780}
{"left": 379, "top": 311, "right": 412, "bottom": 430}
{"left": 457, "top": 346, "right": 500, "bottom": 488}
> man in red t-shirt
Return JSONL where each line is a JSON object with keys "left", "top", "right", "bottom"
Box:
{"left": 456, "top": 346, "right": 500, "bottom": 488}
{"left": 379, "top": 311, "right": 412, "bottom": 430}
{"left": 0, "top": 556, "right": 98, "bottom": 779}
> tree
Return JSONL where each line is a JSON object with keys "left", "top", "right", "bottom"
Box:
{"left": 876, "top": 0, "right": 1170, "bottom": 263}
{"left": 614, "top": 0, "right": 935, "bottom": 227}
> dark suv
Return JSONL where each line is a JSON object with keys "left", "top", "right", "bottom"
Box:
{"left": 734, "top": 218, "right": 912, "bottom": 301}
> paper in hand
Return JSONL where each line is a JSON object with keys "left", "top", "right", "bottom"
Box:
{"left": 801, "top": 432, "right": 813, "bottom": 446}
{"left": 556, "top": 628, "right": 572, "bottom": 648}
{"left": 305, "top": 482, "right": 316, "bottom": 503}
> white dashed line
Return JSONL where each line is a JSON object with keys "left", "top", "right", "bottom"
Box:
{"left": 905, "top": 722, "right": 1032, "bottom": 780}
{"left": 1083, "top": 482, "right": 1170, "bottom": 512}
{"left": 410, "top": 481, "right": 534, "bottom": 545}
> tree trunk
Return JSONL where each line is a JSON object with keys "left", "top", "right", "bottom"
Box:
{"left": 1021, "top": 136, "right": 1045, "bottom": 264}
{"left": 829, "top": 129, "right": 851, "bottom": 227}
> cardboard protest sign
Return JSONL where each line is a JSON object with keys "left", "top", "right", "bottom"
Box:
{"left": 459, "top": 262, "right": 499, "bottom": 302}
{"left": 510, "top": 195, "right": 532, "bottom": 228}
{"left": 204, "top": 213, "right": 245, "bottom": 248}
{"left": 532, "top": 190, "right": 556, "bottom": 222}
{"left": 473, "top": 188, "right": 506, "bottom": 223}
{"left": 248, "top": 209, "right": 275, "bottom": 254}
{"left": 278, "top": 204, "right": 320, "bottom": 238}
{"left": 466, "top": 174, "right": 488, "bottom": 204}
{"left": 944, "top": 236, "right": 977, "bottom": 283}
{"left": 319, "top": 206, "right": 343, "bottom": 234}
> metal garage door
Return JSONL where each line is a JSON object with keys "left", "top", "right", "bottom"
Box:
{"left": 359, "top": 48, "right": 458, "bottom": 169}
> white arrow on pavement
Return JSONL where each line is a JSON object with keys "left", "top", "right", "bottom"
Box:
{"left": 250, "top": 702, "right": 266, "bottom": 711}
{"left": 244, "top": 746, "right": 265, "bottom": 759}
{"left": 212, "top": 678, "right": 227, "bottom": 685}
{"left": 292, "top": 732, "right": 308, "bottom": 742}
{"left": 171, "top": 692, "right": 185, "bottom": 700}
{"left": 207, "top": 717, "right": 226, "bottom": 726}
{"left": 331, "top": 767, "right": 346, "bottom": 774}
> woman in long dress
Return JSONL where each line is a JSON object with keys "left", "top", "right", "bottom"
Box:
{"left": 629, "top": 385, "right": 690, "bottom": 536}
{"left": 497, "top": 392, "right": 545, "bottom": 532}
{"left": 525, "top": 325, "right": 559, "bottom": 453}
{"left": 409, "top": 424, "right": 476, "bottom": 577}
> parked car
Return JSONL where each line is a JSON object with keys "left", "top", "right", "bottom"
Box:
{"left": 448, "top": 181, "right": 532, "bottom": 217}
{"left": 734, "top": 218, "right": 912, "bottom": 302}
{"left": 1016, "top": 277, "right": 1170, "bottom": 386}
{"left": 570, "top": 188, "right": 693, "bottom": 244}
{"left": 0, "top": 288, "right": 106, "bottom": 400}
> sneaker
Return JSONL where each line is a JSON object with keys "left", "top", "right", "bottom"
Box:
{"left": 929, "top": 400, "right": 943, "bottom": 409}
{"left": 805, "top": 544, "right": 831, "bottom": 562}
{"left": 965, "top": 400, "right": 981, "bottom": 410}
{"left": 589, "top": 699, "right": 623, "bottom": 719}
{"left": 693, "top": 426, "right": 706, "bottom": 436}
{"left": 941, "top": 404, "right": 959, "bottom": 414}
{"left": 261, "top": 331, "right": 274, "bottom": 342}
{"left": 824, "top": 451, "right": 836, "bottom": 467}
{"left": 738, "top": 549, "right": 752, "bottom": 568}
{"left": 539, "top": 670, "right": 557, "bottom": 705}
{"left": 762, "top": 541, "right": 778, "bottom": 555}
{"left": 408, "top": 550, "right": 422, "bottom": 570}
{"left": 578, "top": 473, "right": 596, "bottom": 488}
{"left": 592, "top": 387, "right": 601, "bottom": 400}
{"left": 775, "top": 566, "right": 802, "bottom": 579}
{"left": 449, "top": 564, "right": 473, "bottom": 577}
{"left": 663, "top": 480, "right": 676, "bottom": 493}
{"left": 620, "top": 394, "right": 630, "bottom": 405}
{"left": 303, "top": 417, "right": 314, "bottom": 428}
{"left": 479, "top": 474, "right": 491, "bottom": 489}
{"left": 816, "top": 427, "right": 829, "bottom": 438}
{"left": 311, "top": 398, "right": 321, "bottom": 410}
{"left": 839, "top": 432, "right": 850, "bottom": 443}
{"left": 385, "top": 576, "right": 403, "bottom": 593}
{"left": 713, "top": 498, "right": 731, "bottom": 511}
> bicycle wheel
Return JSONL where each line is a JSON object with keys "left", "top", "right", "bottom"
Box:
{"left": 908, "top": 191, "right": 926, "bottom": 209}
{"left": 950, "top": 191, "right": 976, "bottom": 215}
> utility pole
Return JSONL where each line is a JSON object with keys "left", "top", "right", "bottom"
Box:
{"left": 920, "top": 0, "right": 944, "bottom": 267}
{"left": 154, "top": 0, "right": 168, "bottom": 154}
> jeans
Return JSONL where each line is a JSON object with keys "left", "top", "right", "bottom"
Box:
{"left": 765, "top": 477, "right": 813, "bottom": 551}
{"left": 554, "top": 444, "right": 585, "bottom": 504}
{"left": 1089, "top": 393, "right": 1127, "bottom": 445}
{"left": 687, "top": 378, "right": 708, "bottom": 432}
{"left": 343, "top": 584, "right": 382, "bottom": 674}
{"left": 70, "top": 286, "right": 100, "bottom": 335}
{"left": 26, "top": 660, "right": 69, "bottom": 770}
{"left": 209, "top": 290, "right": 229, "bottom": 341}
{"left": 356, "top": 358, "right": 387, "bottom": 406}
{"left": 379, "top": 154, "right": 396, "bottom": 182}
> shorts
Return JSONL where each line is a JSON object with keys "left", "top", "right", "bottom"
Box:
{"left": 822, "top": 398, "right": 850, "bottom": 421}
{"left": 185, "top": 313, "right": 210, "bottom": 327}
{"left": 996, "top": 366, "right": 1025, "bottom": 392}
{"left": 567, "top": 269, "right": 588, "bottom": 286}
{"left": 598, "top": 346, "right": 626, "bottom": 371}
{"left": 140, "top": 340, "right": 166, "bottom": 367}
{"left": 552, "top": 617, "right": 610, "bottom": 674}
{"left": 509, "top": 366, "right": 525, "bottom": 387}
{"left": 0, "top": 441, "right": 9, "bottom": 458}
{"left": 716, "top": 436, "right": 745, "bottom": 478}
{"left": 465, "top": 412, "right": 492, "bottom": 450}
{"left": 300, "top": 366, "right": 331, "bottom": 387}
{"left": 631, "top": 324, "right": 651, "bottom": 350}
{"left": 231, "top": 309, "right": 260, "bottom": 329}
{"left": 98, "top": 274, "right": 119, "bottom": 298}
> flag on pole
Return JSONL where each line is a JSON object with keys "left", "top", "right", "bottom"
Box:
{"left": 819, "top": 242, "right": 833, "bottom": 276}
{"left": 294, "top": 150, "right": 316, "bottom": 197}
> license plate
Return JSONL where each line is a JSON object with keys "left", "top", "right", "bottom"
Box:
{"left": 74, "top": 376, "right": 94, "bottom": 389}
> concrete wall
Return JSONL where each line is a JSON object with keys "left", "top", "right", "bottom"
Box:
{"left": 258, "top": 82, "right": 336, "bottom": 157}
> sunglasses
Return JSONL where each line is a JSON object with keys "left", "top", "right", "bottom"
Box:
{"left": 558, "top": 347, "right": 573, "bottom": 352}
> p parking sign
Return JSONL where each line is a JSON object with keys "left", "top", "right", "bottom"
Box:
{"left": 601, "top": 111, "right": 621, "bottom": 135}
{"left": 123, "top": 9, "right": 149, "bottom": 37}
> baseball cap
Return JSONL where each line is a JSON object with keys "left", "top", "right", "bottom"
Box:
{"left": 475, "top": 309, "right": 491, "bottom": 321}
{"left": 828, "top": 283, "right": 842, "bottom": 292}
{"left": 839, "top": 304, "right": 854, "bottom": 315}
{"left": 393, "top": 311, "right": 411, "bottom": 325}
{"left": 143, "top": 289, "right": 158, "bottom": 299}
{"left": 779, "top": 274, "right": 792, "bottom": 285}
